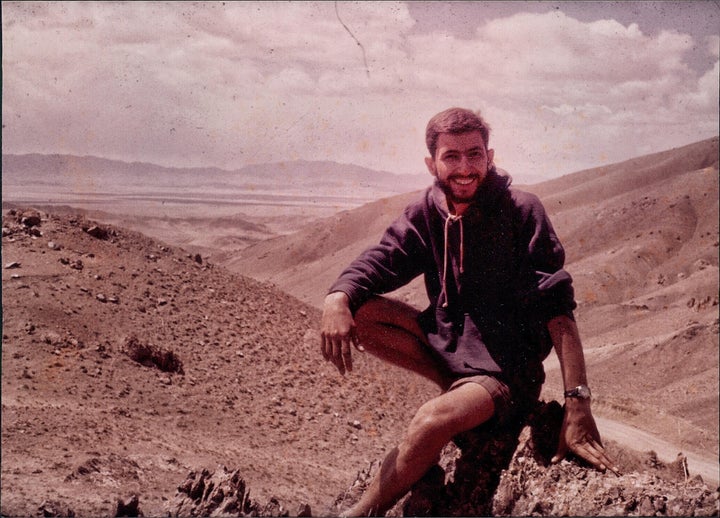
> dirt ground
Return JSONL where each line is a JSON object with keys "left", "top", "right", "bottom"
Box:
{"left": 1, "top": 208, "right": 445, "bottom": 517}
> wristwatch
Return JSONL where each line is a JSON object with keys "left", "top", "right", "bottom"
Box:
{"left": 564, "top": 385, "right": 592, "bottom": 399}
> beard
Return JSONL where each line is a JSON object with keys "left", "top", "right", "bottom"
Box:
{"left": 437, "top": 174, "right": 482, "bottom": 205}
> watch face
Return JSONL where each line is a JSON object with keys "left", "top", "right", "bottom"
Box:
{"left": 577, "top": 385, "right": 591, "bottom": 399}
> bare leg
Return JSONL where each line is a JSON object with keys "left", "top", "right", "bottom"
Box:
{"left": 342, "top": 382, "right": 496, "bottom": 517}
{"left": 353, "top": 297, "right": 448, "bottom": 388}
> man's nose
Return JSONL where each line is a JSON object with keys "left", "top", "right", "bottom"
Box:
{"left": 457, "top": 155, "right": 472, "bottom": 174}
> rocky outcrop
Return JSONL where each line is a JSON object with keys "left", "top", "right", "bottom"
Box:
{"left": 492, "top": 404, "right": 718, "bottom": 516}
{"left": 168, "top": 466, "right": 311, "bottom": 517}
{"left": 334, "top": 401, "right": 719, "bottom": 517}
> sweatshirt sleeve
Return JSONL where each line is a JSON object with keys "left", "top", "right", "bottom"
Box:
{"left": 328, "top": 206, "right": 428, "bottom": 313}
{"left": 515, "top": 192, "right": 577, "bottom": 322}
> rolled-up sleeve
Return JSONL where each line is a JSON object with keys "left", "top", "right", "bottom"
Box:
{"left": 516, "top": 192, "right": 577, "bottom": 322}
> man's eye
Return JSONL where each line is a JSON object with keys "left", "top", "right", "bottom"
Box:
{"left": 468, "top": 151, "right": 484, "bottom": 159}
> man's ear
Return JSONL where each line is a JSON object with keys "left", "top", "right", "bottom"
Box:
{"left": 487, "top": 148, "right": 495, "bottom": 166}
{"left": 425, "top": 156, "right": 437, "bottom": 177}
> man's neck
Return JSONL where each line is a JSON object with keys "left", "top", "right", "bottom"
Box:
{"left": 450, "top": 201, "right": 471, "bottom": 216}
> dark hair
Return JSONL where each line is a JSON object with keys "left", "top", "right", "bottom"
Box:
{"left": 425, "top": 107, "right": 491, "bottom": 158}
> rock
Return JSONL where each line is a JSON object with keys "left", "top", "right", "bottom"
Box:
{"left": 123, "top": 336, "right": 184, "bottom": 375}
{"left": 4, "top": 261, "right": 21, "bottom": 269}
{"left": 489, "top": 403, "right": 717, "bottom": 517}
{"left": 96, "top": 294, "right": 108, "bottom": 303}
{"left": 335, "top": 401, "right": 719, "bottom": 517}
{"left": 20, "top": 211, "right": 42, "bottom": 227}
{"left": 60, "top": 258, "right": 84, "bottom": 270}
{"left": 115, "top": 494, "right": 142, "bottom": 517}
{"left": 38, "top": 500, "right": 76, "bottom": 517}
{"left": 85, "top": 225, "right": 109, "bottom": 240}
{"left": 169, "top": 466, "right": 288, "bottom": 517}
{"left": 331, "top": 460, "right": 381, "bottom": 515}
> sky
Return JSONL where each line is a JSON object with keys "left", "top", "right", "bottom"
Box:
{"left": 2, "top": 1, "right": 719, "bottom": 184}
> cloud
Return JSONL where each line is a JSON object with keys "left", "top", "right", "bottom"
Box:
{"left": 1, "top": 2, "right": 717, "bottom": 182}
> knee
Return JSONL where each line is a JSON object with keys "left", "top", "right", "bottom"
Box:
{"left": 354, "top": 297, "right": 385, "bottom": 328}
{"left": 406, "top": 401, "right": 453, "bottom": 450}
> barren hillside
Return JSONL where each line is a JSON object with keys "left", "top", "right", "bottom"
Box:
{"left": 1, "top": 209, "right": 437, "bottom": 517}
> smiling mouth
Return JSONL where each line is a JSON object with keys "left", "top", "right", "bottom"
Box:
{"left": 451, "top": 176, "right": 477, "bottom": 186}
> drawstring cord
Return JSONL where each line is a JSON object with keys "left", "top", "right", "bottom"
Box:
{"left": 440, "top": 213, "right": 464, "bottom": 308}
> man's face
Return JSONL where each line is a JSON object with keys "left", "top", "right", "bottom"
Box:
{"left": 425, "top": 131, "right": 494, "bottom": 207}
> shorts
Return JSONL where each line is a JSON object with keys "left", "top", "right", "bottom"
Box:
{"left": 446, "top": 374, "right": 513, "bottom": 424}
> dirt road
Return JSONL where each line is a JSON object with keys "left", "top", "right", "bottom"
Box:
{"left": 596, "top": 416, "right": 719, "bottom": 487}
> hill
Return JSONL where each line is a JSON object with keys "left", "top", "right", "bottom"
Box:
{"left": 227, "top": 137, "right": 720, "bottom": 465}
{"left": 0, "top": 208, "right": 438, "bottom": 516}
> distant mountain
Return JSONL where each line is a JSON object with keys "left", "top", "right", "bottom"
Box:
{"left": 1, "top": 153, "right": 429, "bottom": 199}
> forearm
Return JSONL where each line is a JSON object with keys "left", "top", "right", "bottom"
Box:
{"left": 547, "top": 314, "right": 587, "bottom": 391}
{"left": 549, "top": 314, "right": 595, "bottom": 437}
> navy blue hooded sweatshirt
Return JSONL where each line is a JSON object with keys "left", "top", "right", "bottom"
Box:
{"left": 329, "top": 168, "right": 576, "bottom": 394}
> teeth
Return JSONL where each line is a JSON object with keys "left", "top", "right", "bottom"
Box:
{"left": 453, "top": 177, "right": 475, "bottom": 185}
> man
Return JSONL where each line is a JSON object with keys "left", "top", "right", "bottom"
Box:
{"left": 321, "top": 107, "right": 617, "bottom": 517}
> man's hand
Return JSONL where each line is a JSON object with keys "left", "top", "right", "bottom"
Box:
{"left": 552, "top": 397, "right": 620, "bottom": 475}
{"left": 320, "top": 292, "right": 364, "bottom": 375}
{"left": 547, "top": 315, "right": 619, "bottom": 475}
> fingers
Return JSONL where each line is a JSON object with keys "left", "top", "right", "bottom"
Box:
{"left": 321, "top": 333, "right": 331, "bottom": 361}
{"left": 556, "top": 436, "right": 621, "bottom": 476}
{"left": 573, "top": 440, "right": 608, "bottom": 472}
{"left": 341, "top": 337, "right": 353, "bottom": 373}
{"left": 321, "top": 332, "right": 357, "bottom": 375}
{"left": 581, "top": 438, "right": 620, "bottom": 476}
{"left": 329, "top": 335, "right": 351, "bottom": 374}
